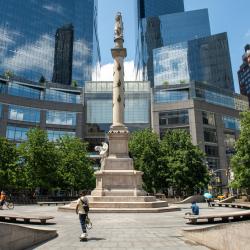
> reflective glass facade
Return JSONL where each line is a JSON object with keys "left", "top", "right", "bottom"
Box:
{"left": 8, "top": 105, "right": 40, "bottom": 123}
{"left": 202, "top": 111, "right": 215, "bottom": 126}
{"left": 45, "top": 89, "right": 81, "bottom": 104}
{"left": 0, "top": 0, "right": 99, "bottom": 86}
{"left": 6, "top": 126, "right": 29, "bottom": 141}
{"left": 137, "top": 0, "right": 184, "bottom": 18}
{"left": 222, "top": 116, "right": 240, "bottom": 131}
{"left": 137, "top": 9, "right": 211, "bottom": 85}
{"left": 195, "top": 85, "right": 248, "bottom": 111}
{"left": 1, "top": 80, "right": 81, "bottom": 104}
{"left": 8, "top": 82, "right": 42, "bottom": 100}
{"left": 46, "top": 110, "right": 76, "bottom": 126}
{"left": 238, "top": 44, "right": 250, "bottom": 105}
{"left": 154, "top": 33, "right": 234, "bottom": 90}
{"left": 154, "top": 89, "right": 189, "bottom": 104}
{"left": 85, "top": 81, "right": 150, "bottom": 125}
{"left": 47, "top": 130, "right": 75, "bottom": 142}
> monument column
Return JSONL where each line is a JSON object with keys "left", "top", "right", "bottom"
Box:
{"left": 111, "top": 16, "right": 127, "bottom": 129}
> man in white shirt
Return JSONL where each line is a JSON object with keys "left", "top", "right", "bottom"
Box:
{"left": 76, "top": 190, "right": 89, "bottom": 239}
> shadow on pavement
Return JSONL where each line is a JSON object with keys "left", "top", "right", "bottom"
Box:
{"left": 87, "top": 237, "right": 106, "bottom": 241}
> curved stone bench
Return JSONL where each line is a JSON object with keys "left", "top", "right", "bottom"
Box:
{"left": 184, "top": 210, "right": 250, "bottom": 224}
{"left": 0, "top": 213, "right": 54, "bottom": 224}
{"left": 0, "top": 222, "right": 57, "bottom": 250}
{"left": 211, "top": 202, "right": 250, "bottom": 209}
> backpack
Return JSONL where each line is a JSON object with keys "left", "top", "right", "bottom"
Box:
{"left": 80, "top": 197, "right": 89, "bottom": 213}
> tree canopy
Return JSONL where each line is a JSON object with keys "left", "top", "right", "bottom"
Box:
{"left": 160, "top": 130, "right": 209, "bottom": 195}
{"left": 231, "top": 111, "right": 250, "bottom": 191}
{"left": 0, "top": 137, "right": 19, "bottom": 189}
{"left": 56, "top": 136, "right": 95, "bottom": 191}
{"left": 129, "top": 129, "right": 162, "bottom": 193}
{"left": 18, "top": 128, "right": 61, "bottom": 190}
{"left": 129, "top": 129, "right": 209, "bottom": 195}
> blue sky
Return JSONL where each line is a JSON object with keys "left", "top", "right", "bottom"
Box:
{"left": 98, "top": 0, "right": 250, "bottom": 92}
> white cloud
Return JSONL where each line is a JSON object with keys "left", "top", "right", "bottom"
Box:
{"left": 43, "top": 4, "right": 63, "bottom": 14}
{"left": 94, "top": 60, "right": 136, "bottom": 81}
{"left": 3, "top": 34, "right": 54, "bottom": 75}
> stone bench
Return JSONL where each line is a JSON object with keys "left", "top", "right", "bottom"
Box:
{"left": 37, "top": 201, "right": 70, "bottom": 206}
{"left": 0, "top": 213, "right": 54, "bottom": 224}
{"left": 211, "top": 202, "right": 250, "bottom": 209}
{"left": 184, "top": 210, "right": 250, "bottom": 224}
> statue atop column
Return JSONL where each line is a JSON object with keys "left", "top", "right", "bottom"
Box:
{"left": 114, "top": 12, "right": 124, "bottom": 41}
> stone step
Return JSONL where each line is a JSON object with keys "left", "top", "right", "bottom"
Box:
{"left": 88, "top": 196, "right": 156, "bottom": 202}
{"left": 89, "top": 201, "right": 168, "bottom": 209}
{"left": 58, "top": 205, "right": 180, "bottom": 213}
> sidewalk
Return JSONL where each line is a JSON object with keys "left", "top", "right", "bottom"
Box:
{"left": 10, "top": 204, "right": 236, "bottom": 250}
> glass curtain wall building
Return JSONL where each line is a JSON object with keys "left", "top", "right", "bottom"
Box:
{"left": 154, "top": 33, "right": 234, "bottom": 90}
{"left": 152, "top": 82, "right": 248, "bottom": 192}
{"left": 238, "top": 44, "right": 250, "bottom": 106}
{"left": 84, "top": 81, "right": 151, "bottom": 151}
{"left": 0, "top": 0, "right": 100, "bottom": 86}
{"left": 137, "top": 0, "right": 184, "bottom": 18}
{"left": 136, "top": 9, "right": 211, "bottom": 86}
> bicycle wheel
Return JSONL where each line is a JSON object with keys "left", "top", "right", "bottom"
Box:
{"left": 7, "top": 202, "right": 14, "bottom": 210}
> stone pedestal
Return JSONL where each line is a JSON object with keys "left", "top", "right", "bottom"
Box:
{"left": 91, "top": 129, "right": 146, "bottom": 197}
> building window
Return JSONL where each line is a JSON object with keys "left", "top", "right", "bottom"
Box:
{"left": 206, "top": 157, "right": 219, "bottom": 170}
{"left": 0, "top": 104, "right": 2, "bottom": 118}
{"left": 223, "top": 116, "right": 240, "bottom": 130}
{"left": 8, "top": 105, "right": 40, "bottom": 123}
{"left": 0, "top": 81, "right": 7, "bottom": 94}
{"left": 47, "top": 130, "right": 75, "bottom": 142}
{"left": 8, "top": 82, "right": 42, "bottom": 100}
{"left": 205, "top": 145, "right": 219, "bottom": 157}
{"left": 46, "top": 110, "right": 76, "bottom": 126}
{"left": 202, "top": 111, "right": 215, "bottom": 126}
{"left": 204, "top": 128, "right": 217, "bottom": 143}
{"left": 154, "top": 90, "right": 189, "bottom": 104}
{"left": 45, "top": 89, "right": 81, "bottom": 104}
{"left": 6, "top": 126, "right": 29, "bottom": 141}
{"left": 159, "top": 110, "right": 189, "bottom": 126}
{"left": 224, "top": 132, "right": 236, "bottom": 155}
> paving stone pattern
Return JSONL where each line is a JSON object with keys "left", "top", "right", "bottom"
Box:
{"left": 10, "top": 204, "right": 240, "bottom": 250}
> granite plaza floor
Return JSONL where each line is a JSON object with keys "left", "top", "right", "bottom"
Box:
{"left": 10, "top": 204, "right": 242, "bottom": 250}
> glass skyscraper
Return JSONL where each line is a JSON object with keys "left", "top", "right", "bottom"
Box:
{"left": 137, "top": 0, "right": 184, "bottom": 18}
{"left": 136, "top": 9, "right": 211, "bottom": 86}
{"left": 0, "top": 0, "right": 100, "bottom": 86}
{"left": 154, "top": 33, "right": 234, "bottom": 90}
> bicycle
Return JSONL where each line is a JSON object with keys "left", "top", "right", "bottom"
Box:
{"left": 0, "top": 200, "right": 14, "bottom": 210}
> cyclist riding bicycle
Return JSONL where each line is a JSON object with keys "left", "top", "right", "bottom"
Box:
{"left": 0, "top": 191, "right": 7, "bottom": 209}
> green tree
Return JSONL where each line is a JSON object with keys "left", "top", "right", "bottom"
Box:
{"left": 56, "top": 136, "right": 95, "bottom": 191}
{"left": 71, "top": 80, "right": 78, "bottom": 87}
{"left": 231, "top": 111, "right": 250, "bottom": 192}
{"left": 129, "top": 129, "right": 163, "bottom": 193}
{"left": 39, "top": 75, "right": 46, "bottom": 84}
{"left": 160, "top": 130, "right": 209, "bottom": 195}
{"left": 0, "top": 137, "right": 19, "bottom": 189}
{"left": 18, "top": 128, "right": 60, "bottom": 191}
{"left": 4, "top": 70, "right": 14, "bottom": 80}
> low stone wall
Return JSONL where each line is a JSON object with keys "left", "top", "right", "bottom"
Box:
{"left": 183, "top": 221, "right": 250, "bottom": 250}
{"left": 174, "top": 195, "right": 204, "bottom": 204}
{"left": 0, "top": 222, "right": 57, "bottom": 250}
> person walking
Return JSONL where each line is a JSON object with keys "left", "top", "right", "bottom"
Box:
{"left": 0, "top": 191, "right": 7, "bottom": 209}
{"left": 76, "top": 191, "right": 89, "bottom": 240}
